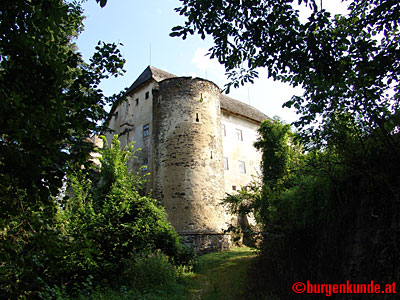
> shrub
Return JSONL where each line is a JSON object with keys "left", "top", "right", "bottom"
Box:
{"left": 123, "top": 252, "right": 178, "bottom": 291}
{"left": 57, "top": 135, "right": 191, "bottom": 293}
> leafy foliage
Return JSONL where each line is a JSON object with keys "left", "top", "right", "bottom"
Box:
{"left": 223, "top": 118, "right": 301, "bottom": 230}
{"left": 123, "top": 252, "right": 178, "bottom": 291}
{"left": 254, "top": 117, "right": 299, "bottom": 185}
{"left": 223, "top": 181, "right": 263, "bottom": 245}
{"left": 176, "top": 1, "right": 400, "bottom": 298}
{"left": 95, "top": 0, "right": 108, "bottom": 8}
{"left": 172, "top": 0, "right": 400, "bottom": 147}
{"left": 58, "top": 135, "right": 190, "bottom": 292}
{"left": 44, "top": 252, "right": 188, "bottom": 300}
{"left": 224, "top": 119, "right": 400, "bottom": 299}
{"left": 0, "top": 0, "right": 126, "bottom": 298}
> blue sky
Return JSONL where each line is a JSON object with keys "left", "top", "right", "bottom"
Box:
{"left": 76, "top": 0, "right": 348, "bottom": 124}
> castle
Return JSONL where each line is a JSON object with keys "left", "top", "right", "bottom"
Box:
{"left": 105, "top": 66, "right": 268, "bottom": 252}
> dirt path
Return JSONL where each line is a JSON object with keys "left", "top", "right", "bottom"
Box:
{"left": 183, "top": 247, "right": 257, "bottom": 300}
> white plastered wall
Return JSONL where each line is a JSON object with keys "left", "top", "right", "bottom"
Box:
{"left": 221, "top": 111, "right": 262, "bottom": 226}
{"left": 105, "top": 81, "right": 156, "bottom": 191}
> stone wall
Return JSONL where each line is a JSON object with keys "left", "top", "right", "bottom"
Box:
{"left": 152, "top": 77, "right": 230, "bottom": 251}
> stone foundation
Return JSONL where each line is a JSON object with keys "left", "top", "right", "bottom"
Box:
{"left": 180, "top": 233, "right": 231, "bottom": 254}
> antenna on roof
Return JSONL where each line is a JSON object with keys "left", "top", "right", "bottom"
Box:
{"left": 149, "top": 43, "right": 152, "bottom": 66}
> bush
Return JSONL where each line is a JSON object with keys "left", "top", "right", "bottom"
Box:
{"left": 123, "top": 252, "right": 178, "bottom": 291}
{"left": 67, "top": 253, "right": 188, "bottom": 300}
{"left": 225, "top": 118, "right": 400, "bottom": 299}
{"left": 55, "top": 135, "right": 192, "bottom": 294}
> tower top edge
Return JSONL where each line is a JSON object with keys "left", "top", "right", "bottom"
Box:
{"left": 159, "top": 76, "right": 221, "bottom": 92}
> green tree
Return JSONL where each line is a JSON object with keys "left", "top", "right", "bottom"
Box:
{"left": 255, "top": 117, "right": 295, "bottom": 185}
{"left": 171, "top": 0, "right": 400, "bottom": 148}
{"left": 60, "top": 136, "right": 187, "bottom": 291}
{"left": 0, "top": 0, "right": 125, "bottom": 298}
{"left": 222, "top": 118, "right": 301, "bottom": 243}
{"left": 172, "top": 4, "right": 400, "bottom": 290}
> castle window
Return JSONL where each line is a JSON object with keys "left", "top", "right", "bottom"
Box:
{"left": 142, "top": 158, "right": 148, "bottom": 171}
{"left": 145, "top": 91, "right": 149, "bottom": 99}
{"left": 114, "top": 111, "right": 118, "bottom": 119}
{"left": 135, "top": 98, "right": 139, "bottom": 106}
{"left": 235, "top": 128, "right": 243, "bottom": 141}
{"left": 232, "top": 185, "right": 237, "bottom": 191}
{"left": 224, "top": 157, "right": 229, "bottom": 170}
{"left": 196, "top": 113, "right": 199, "bottom": 122}
{"left": 221, "top": 124, "right": 226, "bottom": 136}
{"left": 238, "top": 160, "right": 246, "bottom": 174}
{"left": 143, "top": 124, "right": 150, "bottom": 137}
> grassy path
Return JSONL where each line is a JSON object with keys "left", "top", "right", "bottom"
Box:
{"left": 183, "top": 247, "right": 257, "bottom": 300}
{"left": 67, "top": 247, "right": 257, "bottom": 300}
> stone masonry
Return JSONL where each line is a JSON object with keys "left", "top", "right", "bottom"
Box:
{"left": 106, "top": 66, "right": 268, "bottom": 253}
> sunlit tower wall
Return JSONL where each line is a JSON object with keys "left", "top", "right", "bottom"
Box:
{"left": 152, "top": 77, "right": 230, "bottom": 252}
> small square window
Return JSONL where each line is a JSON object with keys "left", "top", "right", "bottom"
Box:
{"left": 143, "top": 124, "right": 150, "bottom": 137}
{"left": 145, "top": 91, "right": 149, "bottom": 99}
{"left": 223, "top": 157, "right": 229, "bottom": 170}
{"left": 235, "top": 129, "right": 243, "bottom": 141}
{"left": 142, "top": 158, "right": 148, "bottom": 171}
{"left": 232, "top": 185, "right": 237, "bottom": 191}
{"left": 238, "top": 160, "right": 246, "bottom": 174}
{"left": 221, "top": 124, "right": 226, "bottom": 136}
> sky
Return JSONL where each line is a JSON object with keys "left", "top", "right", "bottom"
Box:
{"left": 76, "top": 0, "right": 349, "bottom": 124}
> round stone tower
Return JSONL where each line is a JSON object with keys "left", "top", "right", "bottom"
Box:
{"left": 152, "top": 77, "right": 230, "bottom": 253}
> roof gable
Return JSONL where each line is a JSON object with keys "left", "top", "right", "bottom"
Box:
{"left": 113, "top": 66, "right": 268, "bottom": 124}
{"left": 126, "top": 66, "right": 176, "bottom": 95}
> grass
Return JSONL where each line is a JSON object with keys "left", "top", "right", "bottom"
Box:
{"left": 68, "top": 246, "right": 256, "bottom": 300}
{"left": 183, "top": 246, "right": 257, "bottom": 300}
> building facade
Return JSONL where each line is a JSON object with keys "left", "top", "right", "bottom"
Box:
{"left": 106, "top": 66, "right": 267, "bottom": 252}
